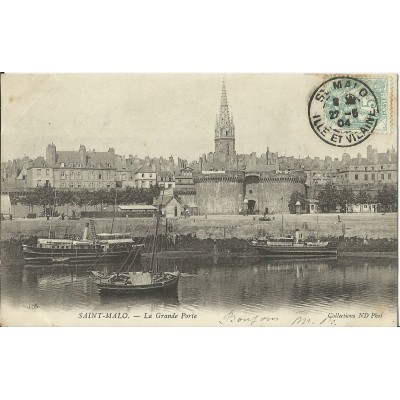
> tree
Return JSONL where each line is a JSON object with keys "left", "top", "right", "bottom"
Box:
{"left": 355, "top": 190, "right": 370, "bottom": 204}
{"left": 317, "top": 182, "right": 339, "bottom": 213}
{"left": 337, "top": 187, "right": 354, "bottom": 212}
{"left": 377, "top": 184, "right": 397, "bottom": 212}
{"left": 11, "top": 184, "right": 162, "bottom": 212}
{"left": 288, "top": 191, "right": 306, "bottom": 214}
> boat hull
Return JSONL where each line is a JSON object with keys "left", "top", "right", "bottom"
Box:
{"left": 22, "top": 246, "right": 142, "bottom": 264}
{"left": 251, "top": 243, "right": 338, "bottom": 257}
{"left": 96, "top": 273, "right": 180, "bottom": 295}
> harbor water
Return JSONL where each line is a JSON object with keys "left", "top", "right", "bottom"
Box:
{"left": 1, "top": 254, "right": 398, "bottom": 326}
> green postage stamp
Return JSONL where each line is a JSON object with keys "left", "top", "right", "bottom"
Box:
{"left": 0, "top": 73, "right": 398, "bottom": 327}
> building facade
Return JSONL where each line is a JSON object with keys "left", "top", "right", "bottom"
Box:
{"left": 8, "top": 80, "right": 397, "bottom": 216}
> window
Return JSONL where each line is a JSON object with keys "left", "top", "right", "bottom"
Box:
{"left": 61, "top": 171, "right": 65, "bottom": 179}
{"left": 150, "top": 174, "right": 152, "bottom": 178}
{"left": 69, "top": 183, "right": 74, "bottom": 188}
{"left": 60, "top": 162, "right": 65, "bottom": 168}
{"left": 364, "top": 174, "right": 368, "bottom": 180}
{"left": 388, "top": 173, "right": 391, "bottom": 180}
{"left": 37, "top": 169, "right": 41, "bottom": 176}
{"left": 37, "top": 180, "right": 41, "bottom": 187}
{"left": 122, "top": 174, "right": 126, "bottom": 181}
{"left": 381, "top": 174, "right": 384, "bottom": 180}
{"left": 372, "top": 173, "right": 375, "bottom": 180}
{"left": 46, "top": 169, "right": 50, "bottom": 175}
{"left": 142, "top": 173, "right": 144, "bottom": 178}
{"left": 381, "top": 166, "right": 384, "bottom": 170}
{"left": 355, "top": 174, "right": 358, "bottom": 180}
{"left": 249, "top": 189, "right": 253, "bottom": 194}
{"left": 69, "top": 163, "right": 74, "bottom": 168}
{"left": 365, "top": 167, "right": 367, "bottom": 171}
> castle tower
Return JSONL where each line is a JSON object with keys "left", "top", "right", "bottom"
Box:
{"left": 214, "top": 80, "right": 236, "bottom": 163}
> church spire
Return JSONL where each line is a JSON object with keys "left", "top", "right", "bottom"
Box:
{"left": 218, "top": 79, "right": 230, "bottom": 129}
{"left": 214, "top": 79, "right": 236, "bottom": 162}
{"left": 220, "top": 79, "right": 228, "bottom": 107}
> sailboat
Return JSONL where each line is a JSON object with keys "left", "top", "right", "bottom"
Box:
{"left": 91, "top": 191, "right": 180, "bottom": 295}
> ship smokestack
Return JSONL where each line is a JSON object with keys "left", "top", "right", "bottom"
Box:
{"left": 83, "top": 223, "right": 89, "bottom": 240}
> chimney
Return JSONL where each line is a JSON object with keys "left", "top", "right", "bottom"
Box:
{"left": 367, "top": 145, "right": 373, "bottom": 161}
{"left": 79, "top": 144, "right": 87, "bottom": 167}
{"left": 46, "top": 143, "right": 57, "bottom": 166}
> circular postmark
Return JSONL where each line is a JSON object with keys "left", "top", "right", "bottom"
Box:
{"left": 308, "top": 77, "right": 379, "bottom": 147}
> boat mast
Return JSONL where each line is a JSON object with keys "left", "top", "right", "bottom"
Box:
{"left": 110, "top": 189, "right": 118, "bottom": 234}
{"left": 48, "top": 189, "right": 57, "bottom": 239}
{"left": 150, "top": 186, "right": 165, "bottom": 275}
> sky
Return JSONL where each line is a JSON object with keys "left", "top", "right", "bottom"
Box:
{"left": 1, "top": 74, "right": 397, "bottom": 163}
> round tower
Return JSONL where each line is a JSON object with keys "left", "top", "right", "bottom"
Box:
{"left": 194, "top": 172, "right": 244, "bottom": 215}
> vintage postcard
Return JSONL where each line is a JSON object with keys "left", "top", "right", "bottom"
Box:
{"left": 0, "top": 73, "right": 398, "bottom": 326}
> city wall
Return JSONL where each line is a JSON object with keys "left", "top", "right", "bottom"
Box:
{"left": 1, "top": 213, "right": 397, "bottom": 241}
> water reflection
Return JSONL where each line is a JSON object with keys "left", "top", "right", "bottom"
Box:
{"left": 99, "top": 291, "right": 180, "bottom": 307}
{"left": 1, "top": 255, "right": 397, "bottom": 317}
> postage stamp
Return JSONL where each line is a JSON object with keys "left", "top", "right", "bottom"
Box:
{"left": 308, "top": 76, "right": 386, "bottom": 147}
{"left": 0, "top": 74, "right": 398, "bottom": 327}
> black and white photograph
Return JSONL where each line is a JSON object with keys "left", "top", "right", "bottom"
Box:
{"left": 1, "top": 73, "right": 398, "bottom": 326}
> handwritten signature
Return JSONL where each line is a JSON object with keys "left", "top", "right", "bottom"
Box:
{"left": 219, "top": 310, "right": 279, "bottom": 326}
{"left": 219, "top": 311, "right": 338, "bottom": 326}
{"left": 291, "top": 316, "right": 337, "bottom": 326}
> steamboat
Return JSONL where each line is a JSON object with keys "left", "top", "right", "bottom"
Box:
{"left": 22, "top": 221, "right": 144, "bottom": 264}
{"left": 249, "top": 230, "right": 338, "bottom": 258}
